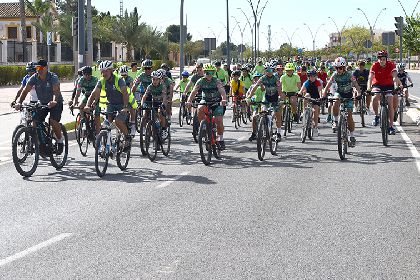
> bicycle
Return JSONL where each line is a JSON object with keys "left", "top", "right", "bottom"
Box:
{"left": 197, "top": 101, "right": 223, "bottom": 165}
{"left": 178, "top": 92, "right": 192, "bottom": 127}
{"left": 191, "top": 102, "right": 199, "bottom": 143}
{"left": 282, "top": 92, "right": 296, "bottom": 136}
{"left": 396, "top": 84, "right": 413, "bottom": 125}
{"left": 251, "top": 101, "right": 278, "bottom": 161}
{"left": 72, "top": 106, "right": 96, "bottom": 157}
{"left": 12, "top": 103, "right": 69, "bottom": 177}
{"left": 144, "top": 102, "right": 171, "bottom": 162}
{"left": 232, "top": 97, "right": 246, "bottom": 129}
{"left": 372, "top": 89, "right": 397, "bottom": 147}
{"left": 301, "top": 97, "right": 321, "bottom": 143}
{"left": 94, "top": 110, "right": 131, "bottom": 177}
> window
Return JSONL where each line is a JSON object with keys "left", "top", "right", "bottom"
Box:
{"left": 26, "top": 26, "right": 32, "bottom": 39}
{"left": 7, "top": 27, "right": 17, "bottom": 39}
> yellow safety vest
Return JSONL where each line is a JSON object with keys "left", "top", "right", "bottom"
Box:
{"left": 99, "top": 73, "right": 137, "bottom": 109}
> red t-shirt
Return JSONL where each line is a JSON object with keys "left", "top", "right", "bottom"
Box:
{"left": 317, "top": 71, "right": 328, "bottom": 86}
{"left": 371, "top": 61, "right": 396, "bottom": 87}
{"left": 298, "top": 72, "right": 308, "bottom": 83}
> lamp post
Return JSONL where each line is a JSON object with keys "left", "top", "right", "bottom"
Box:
{"left": 232, "top": 16, "right": 246, "bottom": 63}
{"left": 237, "top": 7, "right": 254, "bottom": 63}
{"left": 356, "top": 7, "right": 386, "bottom": 58}
{"left": 281, "top": 27, "right": 299, "bottom": 59}
{"left": 180, "top": 0, "right": 185, "bottom": 77}
{"left": 303, "top": 23, "right": 325, "bottom": 51}
{"left": 328, "top": 16, "right": 352, "bottom": 51}
{"left": 246, "top": 0, "right": 269, "bottom": 64}
{"left": 256, "top": 0, "right": 269, "bottom": 59}
{"left": 226, "top": 0, "right": 230, "bottom": 67}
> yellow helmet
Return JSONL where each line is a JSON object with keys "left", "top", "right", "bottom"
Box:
{"left": 203, "top": 63, "right": 216, "bottom": 72}
{"left": 284, "top": 63, "right": 295, "bottom": 71}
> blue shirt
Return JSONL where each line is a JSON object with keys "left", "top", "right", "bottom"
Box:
{"left": 27, "top": 72, "right": 62, "bottom": 104}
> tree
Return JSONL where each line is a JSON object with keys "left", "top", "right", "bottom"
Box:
{"left": 25, "top": 0, "right": 56, "bottom": 43}
{"left": 165, "top": 24, "right": 192, "bottom": 43}
{"left": 403, "top": 13, "right": 420, "bottom": 56}
{"left": 341, "top": 26, "right": 370, "bottom": 58}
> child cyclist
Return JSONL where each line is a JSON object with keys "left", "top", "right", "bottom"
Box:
{"left": 299, "top": 69, "right": 322, "bottom": 137}
{"left": 246, "top": 72, "right": 265, "bottom": 141}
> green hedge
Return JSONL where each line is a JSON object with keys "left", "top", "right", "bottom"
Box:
{"left": 0, "top": 65, "right": 75, "bottom": 86}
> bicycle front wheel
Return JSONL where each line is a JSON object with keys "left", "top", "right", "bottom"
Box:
{"left": 283, "top": 106, "right": 290, "bottom": 136}
{"left": 257, "top": 116, "right": 267, "bottom": 161}
{"left": 135, "top": 109, "right": 142, "bottom": 133}
{"left": 145, "top": 121, "right": 158, "bottom": 162}
{"left": 77, "top": 119, "right": 89, "bottom": 156}
{"left": 301, "top": 108, "right": 311, "bottom": 143}
{"left": 161, "top": 126, "right": 171, "bottom": 157}
{"left": 12, "top": 127, "right": 39, "bottom": 177}
{"left": 360, "top": 97, "right": 366, "bottom": 127}
{"left": 139, "top": 117, "right": 147, "bottom": 156}
{"left": 116, "top": 134, "right": 131, "bottom": 171}
{"left": 192, "top": 111, "right": 199, "bottom": 143}
{"left": 269, "top": 115, "right": 278, "bottom": 155}
{"left": 179, "top": 103, "right": 185, "bottom": 127}
{"left": 399, "top": 97, "right": 404, "bottom": 125}
{"left": 198, "top": 120, "right": 211, "bottom": 165}
{"left": 95, "top": 130, "right": 109, "bottom": 177}
{"left": 380, "top": 105, "right": 388, "bottom": 146}
{"left": 337, "top": 115, "right": 347, "bottom": 160}
{"left": 50, "top": 124, "right": 68, "bottom": 170}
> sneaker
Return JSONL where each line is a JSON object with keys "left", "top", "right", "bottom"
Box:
{"left": 406, "top": 99, "right": 410, "bottom": 107}
{"left": 219, "top": 140, "right": 226, "bottom": 150}
{"left": 161, "top": 128, "right": 168, "bottom": 140}
{"left": 57, "top": 142, "right": 64, "bottom": 155}
{"left": 313, "top": 127, "right": 319, "bottom": 137}
{"left": 326, "top": 114, "right": 332, "bottom": 123}
{"left": 349, "top": 136, "right": 356, "bottom": 147}
{"left": 248, "top": 132, "right": 256, "bottom": 142}
{"left": 276, "top": 132, "right": 282, "bottom": 142}
{"left": 388, "top": 126, "right": 396, "bottom": 135}
{"left": 372, "top": 116, "right": 380, "bottom": 126}
{"left": 332, "top": 121, "right": 338, "bottom": 133}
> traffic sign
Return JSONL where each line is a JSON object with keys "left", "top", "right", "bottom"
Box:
{"left": 47, "top": 32, "right": 52, "bottom": 46}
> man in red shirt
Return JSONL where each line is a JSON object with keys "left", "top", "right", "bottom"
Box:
{"left": 317, "top": 65, "right": 328, "bottom": 87}
{"left": 298, "top": 65, "right": 308, "bottom": 84}
{"left": 367, "top": 50, "right": 400, "bottom": 135}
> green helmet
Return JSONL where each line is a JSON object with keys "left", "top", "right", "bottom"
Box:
{"left": 285, "top": 63, "right": 295, "bottom": 71}
{"left": 203, "top": 63, "right": 216, "bottom": 72}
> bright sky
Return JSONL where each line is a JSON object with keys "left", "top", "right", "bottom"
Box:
{"left": 3, "top": 0, "right": 419, "bottom": 51}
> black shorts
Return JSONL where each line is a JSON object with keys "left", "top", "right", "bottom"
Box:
{"left": 372, "top": 85, "right": 394, "bottom": 91}
{"left": 35, "top": 102, "right": 63, "bottom": 123}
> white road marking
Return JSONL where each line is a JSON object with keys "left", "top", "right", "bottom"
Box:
{"left": 396, "top": 124, "right": 420, "bottom": 175}
{"left": 155, "top": 172, "right": 189, "bottom": 189}
{"left": 0, "top": 233, "right": 73, "bottom": 267}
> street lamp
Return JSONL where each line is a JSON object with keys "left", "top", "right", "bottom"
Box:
{"left": 180, "top": 0, "right": 185, "bottom": 77}
{"left": 328, "top": 16, "right": 352, "bottom": 50}
{"left": 245, "top": 0, "right": 269, "bottom": 64}
{"left": 237, "top": 7, "right": 254, "bottom": 63}
{"left": 357, "top": 7, "right": 386, "bottom": 58}
{"left": 256, "top": 0, "right": 269, "bottom": 59}
{"left": 303, "top": 23, "right": 325, "bottom": 51}
{"left": 232, "top": 16, "right": 247, "bottom": 63}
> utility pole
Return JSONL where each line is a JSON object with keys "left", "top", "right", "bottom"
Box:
{"left": 19, "top": 0, "right": 27, "bottom": 62}
{"left": 226, "top": 0, "right": 230, "bottom": 67}
{"left": 77, "top": 0, "right": 85, "bottom": 69}
{"left": 86, "top": 0, "right": 93, "bottom": 66}
{"left": 120, "top": 0, "right": 123, "bottom": 17}
{"left": 180, "top": 0, "right": 185, "bottom": 76}
{"left": 267, "top": 25, "right": 271, "bottom": 52}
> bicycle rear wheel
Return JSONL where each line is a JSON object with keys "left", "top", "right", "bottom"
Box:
{"left": 198, "top": 120, "right": 211, "bottom": 165}
{"left": 242, "top": 107, "right": 248, "bottom": 125}
{"left": 95, "top": 130, "right": 109, "bottom": 177}
{"left": 269, "top": 115, "right": 278, "bottom": 155}
{"left": 337, "top": 115, "right": 347, "bottom": 160}
{"left": 161, "top": 125, "right": 171, "bottom": 157}
{"left": 399, "top": 97, "right": 404, "bottom": 125}
{"left": 77, "top": 118, "right": 89, "bottom": 156}
{"left": 257, "top": 116, "right": 267, "bottom": 161}
{"left": 380, "top": 105, "right": 388, "bottom": 146}
{"left": 116, "top": 134, "right": 131, "bottom": 171}
{"left": 179, "top": 103, "right": 185, "bottom": 127}
{"left": 192, "top": 111, "right": 199, "bottom": 143}
{"left": 145, "top": 121, "right": 158, "bottom": 162}
{"left": 12, "top": 127, "right": 39, "bottom": 177}
{"left": 50, "top": 124, "right": 68, "bottom": 170}
{"left": 360, "top": 97, "right": 366, "bottom": 127}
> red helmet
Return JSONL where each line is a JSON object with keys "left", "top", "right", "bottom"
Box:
{"left": 377, "top": 50, "right": 388, "bottom": 58}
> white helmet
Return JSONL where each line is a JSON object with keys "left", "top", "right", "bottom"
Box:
{"left": 99, "top": 60, "right": 113, "bottom": 71}
{"left": 151, "top": 70, "right": 163, "bottom": 79}
{"left": 141, "top": 59, "right": 153, "bottom": 68}
{"left": 158, "top": 68, "right": 167, "bottom": 77}
{"left": 119, "top": 65, "right": 129, "bottom": 75}
{"left": 333, "top": 57, "right": 346, "bottom": 67}
{"left": 397, "top": 63, "right": 405, "bottom": 69}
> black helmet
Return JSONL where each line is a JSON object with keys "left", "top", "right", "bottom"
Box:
{"left": 232, "top": 70, "right": 241, "bottom": 77}
{"left": 77, "top": 67, "right": 84, "bottom": 76}
{"left": 160, "top": 63, "right": 169, "bottom": 70}
{"left": 25, "top": 62, "right": 36, "bottom": 73}
{"left": 82, "top": 66, "right": 92, "bottom": 75}
{"left": 213, "top": 61, "right": 221, "bottom": 67}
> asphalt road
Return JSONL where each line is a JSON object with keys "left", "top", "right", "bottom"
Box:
{"left": 0, "top": 94, "right": 419, "bottom": 278}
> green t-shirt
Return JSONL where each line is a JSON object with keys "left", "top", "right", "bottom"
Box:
{"left": 194, "top": 77, "right": 222, "bottom": 102}
{"left": 179, "top": 78, "right": 190, "bottom": 93}
{"left": 280, "top": 73, "right": 300, "bottom": 93}
{"left": 77, "top": 76, "right": 98, "bottom": 96}
{"left": 215, "top": 68, "right": 228, "bottom": 85}
{"left": 251, "top": 84, "right": 264, "bottom": 102}
{"left": 254, "top": 65, "right": 265, "bottom": 74}
{"left": 240, "top": 74, "right": 253, "bottom": 89}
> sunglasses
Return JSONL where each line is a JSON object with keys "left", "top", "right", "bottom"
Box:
{"left": 36, "top": 66, "right": 46, "bottom": 71}
{"left": 205, "top": 71, "right": 215, "bottom": 76}
{"left": 336, "top": 66, "right": 345, "bottom": 70}
{"left": 144, "top": 67, "right": 152, "bottom": 70}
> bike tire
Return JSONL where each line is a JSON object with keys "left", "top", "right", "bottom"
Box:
{"left": 135, "top": 110, "right": 142, "bottom": 133}
{"left": 283, "top": 107, "right": 289, "bottom": 137}
{"left": 12, "top": 124, "right": 25, "bottom": 143}
{"left": 12, "top": 127, "right": 39, "bottom": 177}
{"left": 198, "top": 120, "right": 212, "bottom": 165}
{"left": 192, "top": 111, "right": 199, "bottom": 143}
{"left": 179, "top": 103, "right": 184, "bottom": 127}
{"left": 50, "top": 124, "right": 68, "bottom": 170}
{"left": 269, "top": 115, "right": 278, "bottom": 155}
{"left": 380, "top": 105, "right": 388, "bottom": 146}
{"left": 337, "top": 115, "right": 348, "bottom": 160}
{"left": 360, "top": 97, "right": 366, "bottom": 127}
{"left": 242, "top": 107, "right": 248, "bottom": 125}
{"left": 301, "top": 109, "right": 311, "bottom": 143}
{"left": 161, "top": 125, "right": 171, "bottom": 157}
{"left": 296, "top": 98, "right": 303, "bottom": 124}
{"left": 399, "top": 97, "right": 404, "bottom": 125}
{"left": 95, "top": 130, "right": 109, "bottom": 177}
{"left": 116, "top": 134, "right": 131, "bottom": 171}
{"left": 139, "top": 117, "right": 147, "bottom": 156}
{"left": 77, "top": 119, "right": 89, "bottom": 157}
{"left": 75, "top": 113, "right": 81, "bottom": 141}
{"left": 256, "top": 116, "right": 267, "bottom": 161}
{"left": 145, "top": 120, "right": 158, "bottom": 162}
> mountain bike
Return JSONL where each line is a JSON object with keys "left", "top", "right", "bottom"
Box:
{"left": 12, "top": 103, "right": 68, "bottom": 177}
{"left": 144, "top": 102, "right": 171, "bottom": 162}
{"left": 198, "top": 101, "right": 222, "bottom": 165}
{"left": 301, "top": 97, "right": 321, "bottom": 143}
{"left": 282, "top": 92, "right": 296, "bottom": 136}
{"left": 329, "top": 97, "right": 354, "bottom": 160}
{"left": 178, "top": 91, "right": 192, "bottom": 127}
{"left": 94, "top": 110, "right": 132, "bottom": 177}
{"left": 72, "top": 107, "right": 96, "bottom": 157}
{"left": 252, "top": 101, "right": 278, "bottom": 161}
{"left": 396, "top": 84, "right": 413, "bottom": 125}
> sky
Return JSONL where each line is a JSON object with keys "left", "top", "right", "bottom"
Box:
{"left": 3, "top": 0, "right": 419, "bottom": 51}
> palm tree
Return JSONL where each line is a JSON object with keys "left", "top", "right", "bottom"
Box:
{"left": 25, "top": 0, "right": 54, "bottom": 43}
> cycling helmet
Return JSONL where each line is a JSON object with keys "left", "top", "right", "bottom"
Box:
{"left": 213, "top": 61, "right": 221, "bottom": 67}
{"left": 377, "top": 50, "right": 388, "bottom": 58}
{"left": 181, "top": 70, "right": 190, "bottom": 77}
{"left": 308, "top": 69, "right": 317, "bottom": 76}
{"left": 232, "top": 70, "right": 241, "bottom": 77}
{"left": 253, "top": 72, "right": 263, "bottom": 78}
{"left": 82, "top": 66, "right": 93, "bottom": 75}
{"left": 397, "top": 63, "right": 406, "bottom": 69}
{"left": 285, "top": 62, "right": 295, "bottom": 71}
{"left": 119, "top": 65, "right": 129, "bottom": 75}
{"left": 241, "top": 65, "right": 248, "bottom": 71}
{"left": 151, "top": 70, "right": 163, "bottom": 79}
{"left": 77, "top": 67, "right": 84, "bottom": 76}
{"left": 203, "top": 63, "right": 216, "bottom": 72}
{"left": 99, "top": 60, "right": 113, "bottom": 71}
{"left": 296, "top": 66, "right": 302, "bottom": 72}
{"left": 141, "top": 59, "right": 153, "bottom": 68}
{"left": 264, "top": 62, "right": 272, "bottom": 69}
{"left": 160, "top": 63, "right": 169, "bottom": 70}
{"left": 333, "top": 57, "right": 346, "bottom": 67}
{"left": 25, "top": 62, "right": 36, "bottom": 72}
{"left": 157, "top": 68, "right": 167, "bottom": 77}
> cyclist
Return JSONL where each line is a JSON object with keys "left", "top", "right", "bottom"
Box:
{"left": 246, "top": 72, "right": 265, "bottom": 141}
{"left": 367, "top": 50, "right": 399, "bottom": 135}
{"left": 253, "top": 60, "right": 265, "bottom": 74}
{"left": 160, "top": 63, "right": 172, "bottom": 80}
{"left": 298, "top": 65, "right": 308, "bottom": 84}
{"left": 396, "top": 63, "right": 413, "bottom": 106}
{"left": 230, "top": 70, "right": 246, "bottom": 123}
{"left": 248, "top": 62, "right": 284, "bottom": 141}
{"left": 240, "top": 66, "right": 253, "bottom": 92}
{"left": 72, "top": 66, "right": 100, "bottom": 135}
{"left": 141, "top": 70, "right": 169, "bottom": 138}
{"left": 274, "top": 64, "right": 284, "bottom": 78}
{"left": 186, "top": 63, "right": 228, "bottom": 150}
{"left": 85, "top": 60, "right": 131, "bottom": 145}
{"left": 317, "top": 65, "right": 328, "bottom": 88}
{"left": 214, "top": 61, "right": 229, "bottom": 100}
{"left": 281, "top": 62, "right": 301, "bottom": 122}
{"left": 130, "top": 62, "right": 139, "bottom": 78}
{"left": 299, "top": 69, "right": 322, "bottom": 137}
{"left": 15, "top": 59, "right": 65, "bottom": 155}
{"left": 365, "top": 57, "right": 372, "bottom": 70}
{"left": 322, "top": 57, "right": 361, "bottom": 147}
{"left": 352, "top": 60, "right": 370, "bottom": 113}
{"left": 11, "top": 62, "right": 37, "bottom": 107}
{"left": 119, "top": 65, "right": 138, "bottom": 136}
{"left": 159, "top": 68, "right": 175, "bottom": 118}
{"left": 68, "top": 67, "right": 83, "bottom": 108}
{"left": 132, "top": 59, "right": 153, "bottom": 101}
{"left": 175, "top": 71, "right": 191, "bottom": 102}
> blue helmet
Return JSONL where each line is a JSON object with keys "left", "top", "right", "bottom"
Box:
{"left": 181, "top": 71, "right": 189, "bottom": 77}
{"left": 26, "top": 62, "right": 36, "bottom": 73}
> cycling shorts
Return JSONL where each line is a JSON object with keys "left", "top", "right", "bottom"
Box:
{"left": 333, "top": 93, "right": 354, "bottom": 109}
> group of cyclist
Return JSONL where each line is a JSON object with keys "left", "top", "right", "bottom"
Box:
{"left": 11, "top": 49, "right": 414, "bottom": 171}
